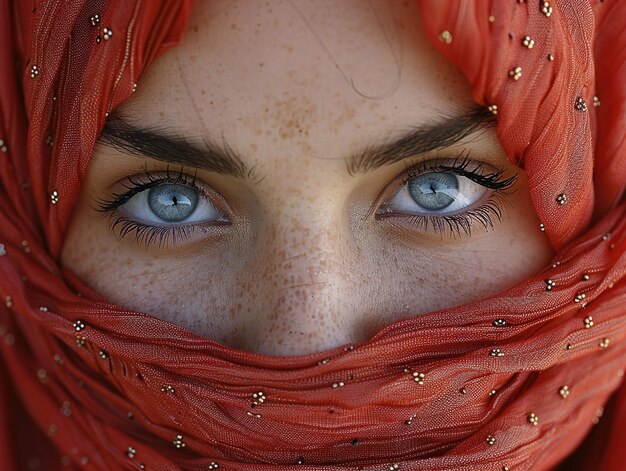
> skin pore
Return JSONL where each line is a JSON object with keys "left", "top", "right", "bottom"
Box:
{"left": 61, "top": 0, "right": 554, "bottom": 356}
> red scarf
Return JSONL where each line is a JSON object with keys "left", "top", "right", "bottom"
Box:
{"left": 1, "top": 1, "right": 625, "bottom": 469}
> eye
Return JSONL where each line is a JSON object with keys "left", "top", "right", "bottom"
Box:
{"left": 382, "top": 171, "right": 488, "bottom": 216}
{"left": 119, "top": 183, "right": 223, "bottom": 225}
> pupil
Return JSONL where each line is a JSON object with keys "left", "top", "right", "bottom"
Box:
{"left": 408, "top": 173, "right": 459, "bottom": 211}
{"left": 148, "top": 184, "right": 199, "bottom": 222}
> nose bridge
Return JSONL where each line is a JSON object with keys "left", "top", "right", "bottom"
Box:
{"left": 249, "top": 211, "right": 358, "bottom": 355}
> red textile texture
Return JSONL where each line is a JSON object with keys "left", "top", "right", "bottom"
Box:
{"left": 0, "top": 1, "right": 625, "bottom": 470}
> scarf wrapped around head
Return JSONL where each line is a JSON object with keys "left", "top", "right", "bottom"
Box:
{"left": 1, "top": 1, "right": 625, "bottom": 469}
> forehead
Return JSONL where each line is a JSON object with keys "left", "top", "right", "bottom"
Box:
{"left": 122, "top": 0, "right": 473, "bottom": 161}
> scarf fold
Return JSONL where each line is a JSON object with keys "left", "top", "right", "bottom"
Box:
{"left": 1, "top": 1, "right": 625, "bottom": 469}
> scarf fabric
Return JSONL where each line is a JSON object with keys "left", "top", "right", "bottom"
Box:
{"left": 1, "top": 0, "right": 625, "bottom": 469}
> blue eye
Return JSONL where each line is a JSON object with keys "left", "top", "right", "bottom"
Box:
{"left": 148, "top": 184, "right": 198, "bottom": 222}
{"left": 408, "top": 173, "right": 459, "bottom": 211}
{"left": 119, "top": 182, "right": 223, "bottom": 225}
{"left": 384, "top": 171, "right": 488, "bottom": 215}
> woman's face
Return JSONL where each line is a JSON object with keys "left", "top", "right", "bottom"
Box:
{"left": 61, "top": 0, "right": 553, "bottom": 355}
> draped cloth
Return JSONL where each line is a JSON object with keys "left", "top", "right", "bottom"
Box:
{"left": 0, "top": 0, "right": 625, "bottom": 469}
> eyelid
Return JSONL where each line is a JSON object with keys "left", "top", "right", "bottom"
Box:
{"left": 376, "top": 154, "right": 514, "bottom": 207}
{"left": 95, "top": 167, "right": 233, "bottom": 221}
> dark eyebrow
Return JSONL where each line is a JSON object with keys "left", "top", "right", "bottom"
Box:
{"left": 347, "top": 105, "right": 496, "bottom": 175}
{"left": 99, "top": 106, "right": 495, "bottom": 179}
{"left": 99, "top": 113, "right": 251, "bottom": 179}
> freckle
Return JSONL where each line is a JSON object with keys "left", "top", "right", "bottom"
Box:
{"left": 259, "top": 62, "right": 264, "bottom": 67}
{"left": 159, "top": 112, "right": 165, "bottom": 118}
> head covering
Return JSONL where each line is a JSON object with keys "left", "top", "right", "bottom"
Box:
{"left": 1, "top": 0, "right": 625, "bottom": 469}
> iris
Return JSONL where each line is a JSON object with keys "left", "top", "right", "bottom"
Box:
{"left": 148, "top": 184, "right": 198, "bottom": 222}
{"left": 407, "top": 173, "right": 459, "bottom": 210}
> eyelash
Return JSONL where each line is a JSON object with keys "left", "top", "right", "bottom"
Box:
{"left": 96, "top": 156, "right": 517, "bottom": 248}
{"left": 380, "top": 154, "right": 517, "bottom": 236}
{"left": 95, "top": 167, "right": 216, "bottom": 248}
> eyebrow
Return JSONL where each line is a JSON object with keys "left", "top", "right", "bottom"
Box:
{"left": 347, "top": 105, "right": 495, "bottom": 175}
{"left": 99, "top": 105, "right": 495, "bottom": 179}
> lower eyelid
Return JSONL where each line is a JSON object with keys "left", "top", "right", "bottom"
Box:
{"left": 378, "top": 193, "right": 508, "bottom": 238}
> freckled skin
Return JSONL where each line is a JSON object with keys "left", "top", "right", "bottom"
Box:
{"left": 61, "top": 0, "right": 554, "bottom": 356}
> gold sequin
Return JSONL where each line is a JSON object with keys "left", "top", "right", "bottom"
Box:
{"left": 103, "top": 27, "right": 113, "bottom": 41}
{"left": 522, "top": 35, "right": 535, "bottom": 48}
{"left": 412, "top": 372, "right": 425, "bottom": 385}
{"left": 252, "top": 391, "right": 266, "bottom": 406}
{"left": 488, "top": 15, "right": 495, "bottom": 23}
{"left": 30, "top": 65, "right": 39, "bottom": 79}
{"left": 98, "top": 349, "right": 108, "bottom": 359}
{"left": 126, "top": 447, "right": 136, "bottom": 459}
{"left": 172, "top": 433, "right": 186, "bottom": 449}
{"left": 559, "top": 385, "right": 570, "bottom": 398}
{"left": 208, "top": 462, "right": 220, "bottom": 470}
{"left": 584, "top": 316, "right": 594, "bottom": 329}
{"left": 73, "top": 320, "right": 86, "bottom": 332}
{"left": 50, "top": 191, "right": 59, "bottom": 204}
{"left": 599, "top": 338, "right": 609, "bottom": 349}
{"left": 0, "top": 139, "right": 7, "bottom": 153}
{"left": 541, "top": 1, "right": 553, "bottom": 17}
{"left": 545, "top": 279, "right": 556, "bottom": 291}
{"left": 575, "top": 97, "right": 588, "bottom": 112}
{"left": 89, "top": 14, "right": 101, "bottom": 26}
{"left": 556, "top": 193, "right": 568, "bottom": 205}
{"left": 488, "top": 104, "right": 498, "bottom": 115}
{"left": 574, "top": 293, "right": 586, "bottom": 303}
{"left": 593, "top": 407, "right": 604, "bottom": 425}
{"left": 489, "top": 348, "right": 504, "bottom": 357}
{"left": 509, "top": 66, "right": 522, "bottom": 80}
{"left": 161, "top": 385, "right": 175, "bottom": 394}
{"left": 492, "top": 318, "right": 507, "bottom": 327}
{"left": 527, "top": 412, "right": 539, "bottom": 426}
{"left": 486, "top": 435, "right": 496, "bottom": 446}
{"left": 75, "top": 336, "right": 86, "bottom": 348}
{"left": 593, "top": 96, "right": 601, "bottom": 107}
{"left": 438, "top": 30, "right": 453, "bottom": 44}
{"left": 5, "top": 296, "right": 13, "bottom": 308}
{"left": 539, "top": 223, "right": 545, "bottom": 232}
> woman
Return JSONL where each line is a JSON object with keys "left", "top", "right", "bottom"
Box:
{"left": 0, "top": 0, "right": 624, "bottom": 469}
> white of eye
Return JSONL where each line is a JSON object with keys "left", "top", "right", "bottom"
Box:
{"left": 120, "top": 183, "right": 223, "bottom": 225}
{"left": 384, "top": 172, "right": 489, "bottom": 215}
